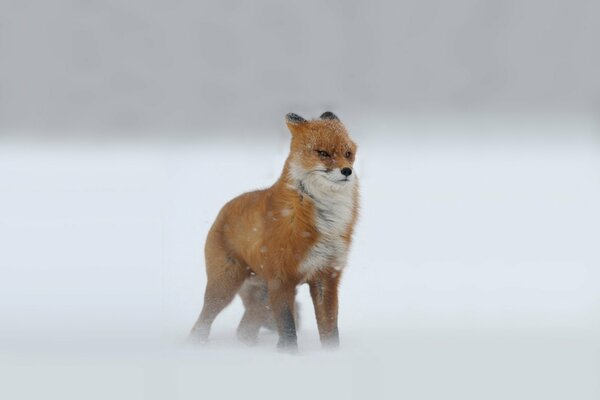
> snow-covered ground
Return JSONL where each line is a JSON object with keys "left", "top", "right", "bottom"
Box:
{"left": 1, "top": 120, "right": 599, "bottom": 399}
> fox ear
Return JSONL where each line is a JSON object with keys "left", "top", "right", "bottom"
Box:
{"left": 285, "top": 113, "right": 307, "bottom": 135}
{"left": 320, "top": 111, "right": 339, "bottom": 121}
{"left": 285, "top": 113, "right": 306, "bottom": 125}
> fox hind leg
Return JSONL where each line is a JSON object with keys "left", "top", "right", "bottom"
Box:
{"left": 190, "top": 245, "right": 247, "bottom": 342}
{"left": 236, "top": 276, "right": 272, "bottom": 344}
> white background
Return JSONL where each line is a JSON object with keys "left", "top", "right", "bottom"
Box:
{"left": 1, "top": 116, "right": 599, "bottom": 399}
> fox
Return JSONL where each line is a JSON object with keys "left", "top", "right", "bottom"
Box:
{"left": 190, "top": 111, "right": 359, "bottom": 350}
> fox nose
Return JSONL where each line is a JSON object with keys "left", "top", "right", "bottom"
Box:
{"left": 341, "top": 167, "right": 352, "bottom": 177}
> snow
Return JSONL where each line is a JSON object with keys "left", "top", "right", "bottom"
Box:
{"left": 1, "top": 120, "right": 599, "bottom": 399}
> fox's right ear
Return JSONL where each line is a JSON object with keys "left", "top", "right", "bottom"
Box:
{"left": 320, "top": 111, "right": 339, "bottom": 121}
{"left": 285, "top": 113, "right": 307, "bottom": 134}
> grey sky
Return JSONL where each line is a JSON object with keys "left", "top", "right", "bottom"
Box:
{"left": 1, "top": 0, "right": 599, "bottom": 136}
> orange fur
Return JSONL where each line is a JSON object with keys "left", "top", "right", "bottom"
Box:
{"left": 191, "top": 112, "right": 359, "bottom": 350}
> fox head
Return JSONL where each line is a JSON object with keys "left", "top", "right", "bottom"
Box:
{"left": 285, "top": 112, "right": 357, "bottom": 194}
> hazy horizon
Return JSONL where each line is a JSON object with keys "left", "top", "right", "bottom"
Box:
{"left": 2, "top": 0, "right": 600, "bottom": 138}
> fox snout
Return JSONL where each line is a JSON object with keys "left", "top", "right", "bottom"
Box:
{"left": 328, "top": 167, "right": 353, "bottom": 183}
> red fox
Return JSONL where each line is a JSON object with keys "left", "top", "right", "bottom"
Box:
{"left": 191, "top": 112, "right": 359, "bottom": 350}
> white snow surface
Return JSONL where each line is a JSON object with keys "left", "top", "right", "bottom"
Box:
{"left": 1, "top": 123, "right": 600, "bottom": 399}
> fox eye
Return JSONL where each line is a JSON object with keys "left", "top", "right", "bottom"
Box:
{"left": 316, "top": 150, "right": 330, "bottom": 158}
{"left": 344, "top": 151, "right": 352, "bottom": 158}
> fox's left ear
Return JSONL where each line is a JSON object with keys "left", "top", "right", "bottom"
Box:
{"left": 286, "top": 113, "right": 307, "bottom": 125}
{"left": 285, "top": 113, "right": 308, "bottom": 135}
{"left": 320, "top": 111, "right": 339, "bottom": 121}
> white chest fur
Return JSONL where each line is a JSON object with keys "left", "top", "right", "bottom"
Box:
{"left": 288, "top": 162, "right": 357, "bottom": 279}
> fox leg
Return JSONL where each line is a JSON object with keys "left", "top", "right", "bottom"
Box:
{"left": 308, "top": 268, "right": 341, "bottom": 348}
{"left": 267, "top": 278, "right": 298, "bottom": 350}
{"left": 190, "top": 244, "right": 247, "bottom": 342}
{"left": 236, "top": 276, "right": 272, "bottom": 344}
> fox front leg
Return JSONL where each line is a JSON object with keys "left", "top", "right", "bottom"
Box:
{"left": 268, "top": 279, "right": 298, "bottom": 351}
{"left": 308, "top": 268, "right": 341, "bottom": 348}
